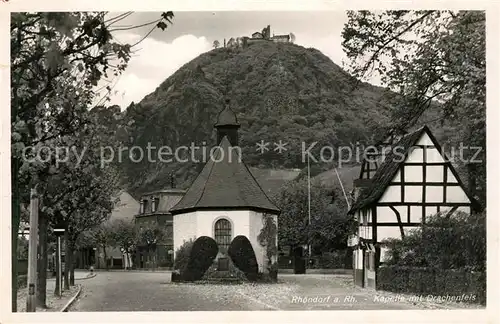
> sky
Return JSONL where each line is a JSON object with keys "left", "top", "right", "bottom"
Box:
{"left": 101, "top": 11, "right": 371, "bottom": 110}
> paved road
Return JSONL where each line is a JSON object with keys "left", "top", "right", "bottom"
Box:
{"left": 69, "top": 271, "right": 272, "bottom": 311}
{"left": 68, "top": 271, "right": 433, "bottom": 311}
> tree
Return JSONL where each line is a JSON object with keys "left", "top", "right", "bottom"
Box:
{"left": 40, "top": 104, "right": 121, "bottom": 294}
{"left": 89, "top": 223, "right": 115, "bottom": 271}
{"left": 213, "top": 40, "right": 220, "bottom": 49}
{"left": 110, "top": 219, "right": 138, "bottom": 269}
{"left": 137, "top": 224, "right": 166, "bottom": 270}
{"left": 342, "top": 10, "right": 486, "bottom": 205}
{"left": 272, "top": 179, "right": 353, "bottom": 254}
{"left": 10, "top": 11, "right": 174, "bottom": 311}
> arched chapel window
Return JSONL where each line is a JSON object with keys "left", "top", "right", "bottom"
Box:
{"left": 214, "top": 219, "right": 232, "bottom": 253}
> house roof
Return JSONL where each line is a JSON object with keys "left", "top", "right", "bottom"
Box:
{"left": 170, "top": 136, "right": 280, "bottom": 214}
{"left": 348, "top": 125, "right": 480, "bottom": 214}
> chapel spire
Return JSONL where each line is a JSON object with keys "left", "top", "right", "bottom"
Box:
{"left": 214, "top": 98, "right": 240, "bottom": 146}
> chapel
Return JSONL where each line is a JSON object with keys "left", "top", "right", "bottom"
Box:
{"left": 170, "top": 99, "right": 280, "bottom": 272}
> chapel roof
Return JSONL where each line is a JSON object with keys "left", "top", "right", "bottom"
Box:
{"left": 348, "top": 125, "right": 480, "bottom": 214}
{"left": 170, "top": 136, "right": 280, "bottom": 215}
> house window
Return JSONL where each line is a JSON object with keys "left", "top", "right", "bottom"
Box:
{"left": 214, "top": 219, "right": 232, "bottom": 253}
{"left": 140, "top": 200, "right": 144, "bottom": 214}
{"left": 166, "top": 224, "right": 173, "bottom": 240}
{"left": 143, "top": 199, "right": 149, "bottom": 214}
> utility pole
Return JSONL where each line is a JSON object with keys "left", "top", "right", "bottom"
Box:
{"left": 307, "top": 154, "right": 312, "bottom": 259}
{"left": 54, "top": 228, "right": 65, "bottom": 297}
{"left": 334, "top": 167, "right": 351, "bottom": 209}
{"left": 26, "top": 187, "right": 39, "bottom": 312}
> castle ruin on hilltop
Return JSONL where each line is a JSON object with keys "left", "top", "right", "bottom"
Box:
{"left": 220, "top": 25, "right": 293, "bottom": 49}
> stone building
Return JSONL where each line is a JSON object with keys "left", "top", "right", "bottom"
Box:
{"left": 134, "top": 187, "right": 186, "bottom": 268}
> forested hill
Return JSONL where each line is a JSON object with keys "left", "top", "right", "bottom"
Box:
{"left": 119, "top": 41, "right": 400, "bottom": 196}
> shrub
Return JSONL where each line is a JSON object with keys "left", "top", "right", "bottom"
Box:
{"left": 173, "top": 238, "right": 195, "bottom": 272}
{"left": 382, "top": 211, "right": 486, "bottom": 271}
{"left": 228, "top": 235, "right": 259, "bottom": 281}
{"left": 183, "top": 236, "right": 218, "bottom": 281}
{"left": 376, "top": 266, "right": 486, "bottom": 305}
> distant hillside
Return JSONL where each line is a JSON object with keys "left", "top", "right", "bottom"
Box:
{"left": 249, "top": 167, "right": 301, "bottom": 196}
{"left": 118, "top": 41, "right": 400, "bottom": 196}
{"left": 116, "top": 40, "right": 462, "bottom": 197}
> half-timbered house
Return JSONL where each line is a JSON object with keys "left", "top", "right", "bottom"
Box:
{"left": 348, "top": 125, "right": 481, "bottom": 288}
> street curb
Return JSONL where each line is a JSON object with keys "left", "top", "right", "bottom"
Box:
{"left": 60, "top": 284, "right": 82, "bottom": 312}
{"left": 48, "top": 273, "right": 96, "bottom": 281}
{"left": 76, "top": 273, "right": 97, "bottom": 280}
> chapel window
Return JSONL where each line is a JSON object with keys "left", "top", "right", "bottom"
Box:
{"left": 214, "top": 218, "right": 232, "bottom": 253}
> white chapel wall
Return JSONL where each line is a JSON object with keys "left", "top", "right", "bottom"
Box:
{"left": 173, "top": 211, "right": 198, "bottom": 257}
{"left": 195, "top": 210, "right": 251, "bottom": 239}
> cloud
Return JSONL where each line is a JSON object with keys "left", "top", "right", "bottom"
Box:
{"left": 99, "top": 26, "right": 382, "bottom": 110}
{"left": 295, "top": 33, "right": 348, "bottom": 67}
{"left": 103, "top": 33, "right": 212, "bottom": 109}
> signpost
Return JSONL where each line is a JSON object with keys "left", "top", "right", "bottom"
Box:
{"left": 26, "top": 188, "right": 39, "bottom": 312}
{"left": 53, "top": 228, "right": 65, "bottom": 297}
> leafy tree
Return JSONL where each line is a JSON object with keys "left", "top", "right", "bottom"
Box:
{"left": 173, "top": 238, "right": 195, "bottom": 272}
{"left": 10, "top": 11, "right": 174, "bottom": 311}
{"left": 272, "top": 179, "right": 353, "bottom": 254}
{"left": 109, "top": 219, "right": 138, "bottom": 268}
{"left": 137, "top": 223, "right": 166, "bottom": 270}
{"left": 89, "top": 222, "right": 116, "bottom": 271}
{"left": 213, "top": 40, "right": 220, "bottom": 49}
{"left": 342, "top": 10, "right": 486, "bottom": 205}
{"left": 39, "top": 105, "right": 121, "bottom": 294}
{"left": 17, "top": 236, "right": 29, "bottom": 259}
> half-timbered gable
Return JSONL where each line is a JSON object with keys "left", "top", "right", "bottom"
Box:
{"left": 349, "top": 125, "right": 480, "bottom": 288}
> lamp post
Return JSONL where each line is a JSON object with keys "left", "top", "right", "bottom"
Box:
{"left": 53, "top": 228, "right": 65, "bottom": 297}
{"left": 93, "top": 247, "right": 98, "bottom": 269}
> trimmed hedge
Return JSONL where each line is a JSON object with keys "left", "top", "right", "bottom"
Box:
{"left": 377, "top": 266, "right": 486, "bottom": 304}
{"left": 183, "top": 236, "right": 218, "bottom": 281}
{"left": 228, "top": 235, "right": 259, "bottom": 281}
